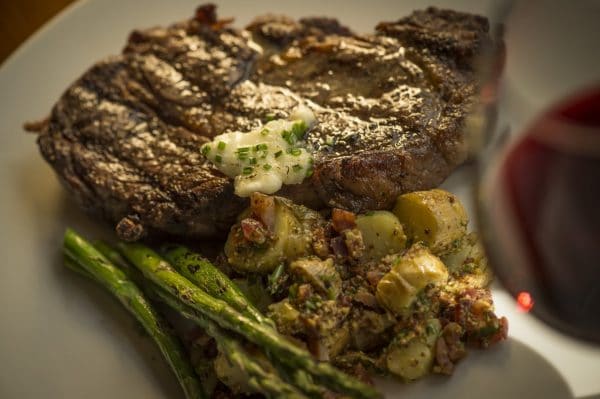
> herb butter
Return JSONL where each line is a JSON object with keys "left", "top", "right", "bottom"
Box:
{"left": 201, "top": 107, "right": 316, "bottom": 197}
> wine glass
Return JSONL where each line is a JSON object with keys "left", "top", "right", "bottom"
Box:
{"left": 475, "top": 0, "right": 600, "bottom": 342}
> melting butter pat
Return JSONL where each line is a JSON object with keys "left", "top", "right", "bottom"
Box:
{"left": 201, "top": 108, "right": 316, "bottom": 197}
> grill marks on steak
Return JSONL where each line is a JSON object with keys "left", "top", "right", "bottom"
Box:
{"left": 32, "top": 6, "right": 491, "bottom": 240}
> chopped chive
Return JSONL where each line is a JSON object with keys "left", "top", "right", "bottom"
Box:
{"left": 255, "top": 143, "right": 268, "bottom": 151}
{"left": 217, "top": 141, "right": 226, "bottom": 151}
{"left": 260, "top": 128, "right": 269, "bottom": 136}
{"left": 263, "top": 164, "right": 272, "bottom": 171}
{"left": 201, "top": 145, "right": 211, "bottom": 156}
{"left": 274, "top": 150, "right": 283, "bottom": 158}
{"left": 249, "top": 158, "right": 257, "bottom": 165}
{"left": 265, "top": 113, "right": 276, "bottom": 122}
{"left": 281, "top": 130, "right": 297, "bottom": 145}
{"left": 236, "top": 147, "right": 250, "bottom": 160}
{"left": 215, "top": 154, "right": 223, "bottom": 163}
{"left": 290, "top": 148, "right": 302, "bottom": 156}
{"left": 292, "top": 164, "right": 303, "bottom": 172}
{"left": 242, "top": 166, "right": 254, "bottom": 175}
{"left": 291, "top": 121, "right": 307, "bottom": 139}
{"left": 305, "top": 300, "right": 317, "bottom": 311}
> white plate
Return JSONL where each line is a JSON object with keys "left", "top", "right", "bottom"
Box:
{"left": 0, "top": 1, "right": 599, "bottom": 398}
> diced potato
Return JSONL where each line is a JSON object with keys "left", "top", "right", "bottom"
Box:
{"left": 267, "top": 299, "right": 303, "bottom": 335}
{"left": 393, "top": 189, "right": 468, "bottom": 255}
{"left": 440, "top": 236, "right": 473, "bottom": 274}
{"left": 225, "top": 197, "right": 315, "bottom": 273}
{"left": 350, "top": 310, "right": 396, "bottom": 351}
{"left": 376, "top": 244, "right": 448, "bottom": 315}
{"left": 290, "top": 256, "right": 342, "bottom": 299}
{"left": 309, "top": 324, "right": 352, "bottom": 362}
{"left": 326, "top": 325, "right": 351, "bottom": 358}
{"left": 356, "top": 211, "right": 407, "bottom": 261}
{"left": 442, "top": 233, "right": 492, "bottom": 288}
{"left": 386, "top": 319, "right": 441, "bottom": 381}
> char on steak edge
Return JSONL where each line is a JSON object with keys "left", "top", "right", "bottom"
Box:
{"left": 29, "top": 4, "right": 492, "bottom": 241}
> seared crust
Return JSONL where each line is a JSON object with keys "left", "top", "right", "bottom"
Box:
{"left": 32, "top": 6, "right": 491, "bottom": 240}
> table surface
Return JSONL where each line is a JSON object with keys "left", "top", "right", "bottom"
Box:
{"left": 0, "top": 0, "right": 75, "bottom": 63}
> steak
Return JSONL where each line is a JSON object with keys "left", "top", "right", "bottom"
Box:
{"left": 30, "top": 5, "right": 492, "bottom": 240}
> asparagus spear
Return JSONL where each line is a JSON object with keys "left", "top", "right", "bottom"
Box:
{"left": 118, "top": 242, "right": 381, "bottom": 399}
{"left": 162, "top": 245, "right": 325, "bottom": 398}
{"left": 154, "top": 288, "right": 307, "bottom": 399}
{"left": 94, "top": 240, "right": 136, "bottom": 273}
{"left": 83, "top": 238, "right": 311, "bottom": 398}
{"left": 63, "top": 229, "right": 206, "bottom": 399}
{"left": 162, "top": 245, "right": 270, "bottom": 326}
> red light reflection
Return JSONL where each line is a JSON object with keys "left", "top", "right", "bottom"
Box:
{"left": 517, "top": 291, "right": 534, "bottom": 312}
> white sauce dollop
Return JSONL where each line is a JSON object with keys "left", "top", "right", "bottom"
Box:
{"left": 202, "top": 107, "right": 316, "bottom": 197}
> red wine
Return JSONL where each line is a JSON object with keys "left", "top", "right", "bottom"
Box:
{"left": 482, "top": 87, "right": 600, "bottom": 342}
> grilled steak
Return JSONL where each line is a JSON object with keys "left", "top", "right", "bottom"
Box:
{"left": 30, "top": 5, "right": 492, "bottom": 240}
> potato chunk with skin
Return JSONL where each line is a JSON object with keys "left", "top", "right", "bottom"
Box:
{"left": 442, "top": 232, "right": 493, "bottom": 288}
{"left": 356, "top": 211, "right": 407, "bottom": 261}
{"left": 225, "top": 197, "right": 317, "bottom": 273}
{"left": 393, "top": 189, "right": 468, "bottom": 255}
{"left": 267, "top": 299, "right": 303, "bottom": 335}
{"left": 376, "top": 244, "right": 448, "bottom": 315}
{"left": 290, "top": 256, "right": 342, "bottom": 299}
{"left": 386, "top": 319, "right": 441, "bottom": 381}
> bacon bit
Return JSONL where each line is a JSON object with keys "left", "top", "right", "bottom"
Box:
{"left": 339, "top": 295, "right": 352, "bottom": 307}
{"left": 331, "top": 208, "right": 356, "bottom": 232}
{"left": 443, "top": 323, "right": 466, "bottom": 361}
{"left": 250, "top": 192, "right": 276, "bottom": 232}
{"left": 489, "top": 316, "right": 509, "bottom": 345}
{"left": 434, "top": 337, "right": 454, "bottom": 375}
{"left": 240, "top": 218, "right": 268, "bottom": 244}
{"left": 434, "top": 322, "right": 466, "bottom": 375}
{"left": 354, "top": 288, "right": 379, "bottom": 308}
{"left": 297, "top": 283, "right": 313, "bottom": 302}
{"left": 366, "top": 270, "right": 385, "bottom": 288}
{"left": 330, "top": 236, "right": 349, "bottom": 258}
{"left": 353, "top": 363, "right": 374, "bottom": 386}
